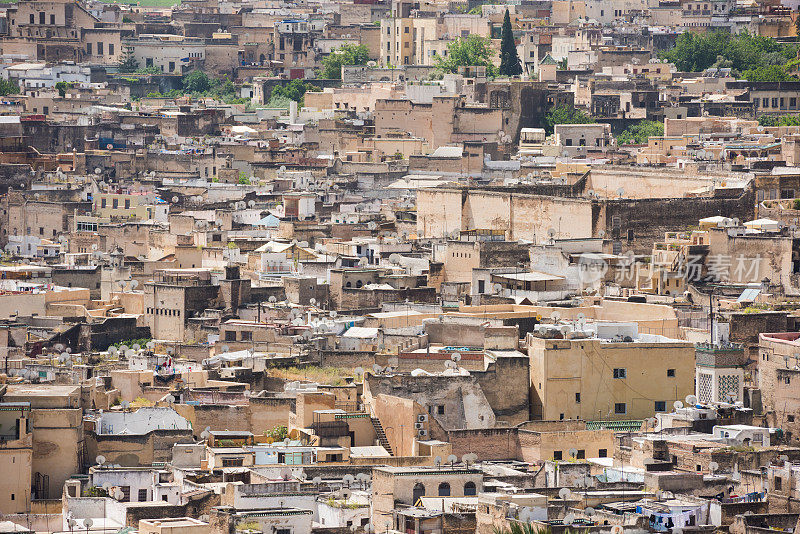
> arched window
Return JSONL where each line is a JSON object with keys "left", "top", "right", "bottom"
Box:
{"left": 464, "top": 481, "right": 477, "bottom": 496}
{"left": 356, "top": 280, "right": 363, "bottom": 288}
{"left": 438, "top": 482, "right": 451, "bottom": 497}
{"left": 345, "top": 282, "right": 351, "bottom": 288}
{"left": 412, "top": 483, "right": 425, "bottom": 503}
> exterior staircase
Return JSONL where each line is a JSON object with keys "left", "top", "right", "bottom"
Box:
{"left": 370, "top": 417, "right": 394, "bottom": 455}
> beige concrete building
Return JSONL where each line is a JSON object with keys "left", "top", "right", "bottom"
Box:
{"left": 527, "top": 322, "right": 694, "bottom": 421}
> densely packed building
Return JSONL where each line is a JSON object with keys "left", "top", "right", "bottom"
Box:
{"left": 4, "top": 0, "right": 800, "bottom": 531}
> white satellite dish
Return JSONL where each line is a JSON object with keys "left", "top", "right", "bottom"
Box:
{"left": 96, "top": 455, "right": 106, "bottom": 465}
{"left": 673, "top": 400, "right": 684, "bottom": 410}
{"left": 685, "top": 394, "right": 697, "bottom": 405}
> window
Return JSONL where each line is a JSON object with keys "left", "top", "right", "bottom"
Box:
{"left": 112, "top": 198, "right": 118, "bottom": 209}
{"left": 138, "top": 489, "right": 148, "bottom": 501}
{"left": 49, "top": 14, "right": 55, "bottom": 24}
{"left": 575, "top": 392, "right": 581, "bottom": 403}
{"left": 553, "top": 450, "right": 563, "bottom": 461}
{"left": 464, "top": 482, "right": 477, "bottom": 496}
{"left": 86, "top": 42, "right": 92, "bottom": 55}
{"left": 109, "top": 43, "right": 114, "bottom": 55}
{"left": 146, "top": 58, "right": 153, "bottom": 67}
{"left": 437, "top": 405, "right": 444, "bottom": 415}
{"left": 788, "top": 415, "right": 795, "bottom": 422}
{"left": 169, "top": 61, "right": 175, "bottom": 72}
{"left": 667, "top": 369, "right": 675, "bottom": 377}
{"left": 598, "top": 448, "right": 607, "bottom": 458}
{"left": 124, "top": 199, "right": 130, "bottom": 209}
{"left": 775, "top": 476, "right": 783, "bottom": 490}
{"left": 240, "top": 331, "right": 252, "bottom": 341}
{"left": 225, "top": 331, "right": 236, "bottom": 341}
{"left": 613, "top": 368, "right": 626, "bottom": 379}
{"left": 614, "top": 403, "right": 627, "bottom": 414}
{"left": 412, "top": 483, "right": 425, "bottom": 503}
{"left": 222, "top": 457, "right": 244, "bottom": 467}
{"left": 97, "top": 42, "right": 103, "bottom": 55}
{"left": 655, "top": 401, "right": 666, "bottom": 412}
{"left": 120, "top": 486, "right": 131, "bottom": 502}
{"left": 577, "top": 450, "right": 585, "bottom": 459}
{"left": 763, "top": 98, "right": 769, "bottom": 107}
{"left": 438, "top": 482, "right": 450, "bottom": 496}
{"left": 30, "top": 13, "right": 35, "bottom": 23}
{"left": 39, "top": 11, "right": 45, "bottom": 24}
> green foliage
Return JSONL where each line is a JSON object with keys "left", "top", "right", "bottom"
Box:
{"left": 55, "top": 81, "right": 73, "bottom": 98}
{"left": 136, "top": 66, "right": 163, "bottom": 75}
{"left": 238, "top": 172, "right": 250, "bottom": 185}
{"left": 183, "top": 70, "right": 212, "bottom": 93}
{"left": 118, "top": 44, "right": 139, "bottom": 73}
{"left": 793, "top": 199, "right": 800, "bottom": 210}
{"left": 758, "top": 114, "right": 800, "bottom": 127}
{"left": 543, "top": 105, "right": 595, "bottom": 135}
{"left": 660, "top": 31, "right": 798, "bottom": 73}
{"left": 0, "top": 78, "right": 19, "bottom": 96}
{"left": 617, "top": 120, "right": 664, "bottom": 145}
{"left": 434, "top": 35, "right": 497, "bottom": 77}
{"left": 499, "top": 9, "right": 522, "bottom": 77}
{"left": 265, "top": 425, "right": 289, "bottom": 441}
{"left": 319, "top": 44, "right": 369, "bottom": 79}
{"left": 270, "top": 79, "right": 321, "bottom": 105}
{"left": 86, "top": 486, "right": 110, "bottom": 497}
{"left": 742, "top": 64, "right": 798, "bottom": 82}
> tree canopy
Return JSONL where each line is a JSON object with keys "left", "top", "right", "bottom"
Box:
{"left": 319, "top": 44, "right": 369, "bottom": 80}
{"left": 183, "top": 70, "right": 212, "bottom": 93}
{"left": 758, "top": 114, "right": 800, "bottom": 127}
{"left": 543, "top": 105, "right": 594, "bottom": 135}
{"left": 498, "top": 9, "right": 522, "bottom": 77}
{"left": 0, "top": 79, "right": 19, "bottom": 96}
{"left": 434, "top": 35, "right": 497, "bottom": 77}
{"left": 617, "top": 120, "right": 664, "bottom": 145}
{"left": 660, "top": 31, "right": 798, "bottom": 73}
{"left": 118, "top": 44, "right": 139, "bottom": 73}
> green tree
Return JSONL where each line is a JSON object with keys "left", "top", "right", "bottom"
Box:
{"left": 434, "top": 35, "right": 497, "bottom": 77}
{"left": 543, "top": 105, "right": 595, "bottom": 135}
{"left": 118, "top": 43, "right": 139, "bottom": 73}
{"left": 617, "top": 120, "right": 664, "bottom": 145}
{"left": 0, "top": 79, "right": 20, "bottom": 96}
{"left": 661, "top": 30, "right": 798, "bottom": 73}
{"left": 758, "top": 114, "right": 800, "bottom": 127}
{"left": 55, "top": 81, "right": 73, "bottom": 98}
{"left": 319, "top": 44, "right": 369, "bottom": 79}
{"left": 271, "top": 79, "right": 321, "bottom": 104}
{"left": 499, "top": 9, "right": 522, "bottom": 77}
{"left": 182, "top": 70, "right": 211, "bottom": 93}
{"left": 742, "top": 64, "right": 797, "bottom": 82}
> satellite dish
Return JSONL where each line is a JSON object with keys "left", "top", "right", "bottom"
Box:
{"left": 558, "top": 488, "right": 571, "bottom": 499}
{"left": 564, "top": 513, "right": 575, "bottom": 524}
{"left": 221, "top": 345, "right": 230, "bottom": 353}
{"left": 568, "top": 448, "right": 579, "bottom": 459}
{"left": 709, "top": 461, "right": 719, "bottom": 473}
{"left": 685, "top": 394, "right": 697, "bottom": 405}
{"left": 84, "top": 519, "right": 94, "bottom": 528}
{"left": 447, "top": 454, "right": 458, "bottom": 464}
{"left": 372, "top": 364, "right": 383, "bottom": 374}
{"left": 434, "top": 455, "right": 442, "bottom": 466}
{"left": 451, "top": 353, "right": 461, "bottom": 363}
{"left": 96, "top": 455, "right": 106, "bottom": 465}
{"left": 673, "top": 400, "right": 684, "bottom": 410}
{"left": 551, "top": 311, "right": 561, "bottom": 321}
{"left": 313, "top": 476, "right": 322, "bottom": 485}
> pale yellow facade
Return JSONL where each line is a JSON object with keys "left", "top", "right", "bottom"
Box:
{"left": 527, "top": 334, "right": 694, "bottom": 421}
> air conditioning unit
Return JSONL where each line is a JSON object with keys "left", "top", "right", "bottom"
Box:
{"left": 414, "top": 422, "right": 424, "bottom": 429}
{"left": 417, "top": 429, "right": 428, "bottom": 438}
{"left": 417, "top": 414, "right": 428, "bottom": 423}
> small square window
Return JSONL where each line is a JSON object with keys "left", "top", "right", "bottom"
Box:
{"left": 613, "top": 368, "right": 627, "bottom": 379}
{"left": 655, "top": 401, "right": 666, "bottom": 412}
{"left": 437, "top": 405, "right": 445, "bottom": 415}
{"left": 575, "top": 392, "right": 581, "bottom": 403}
{"left": 614, "top": 403, "right": 627, "bottom": 414}
{"left": 667, "top": 369, "right": 675, "bottom": 377}
{"left": 598, "top": 448, "right": 607, "bottom": 457}
{"left": 553, "top": 450, "right": 562, "bottom": 461}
